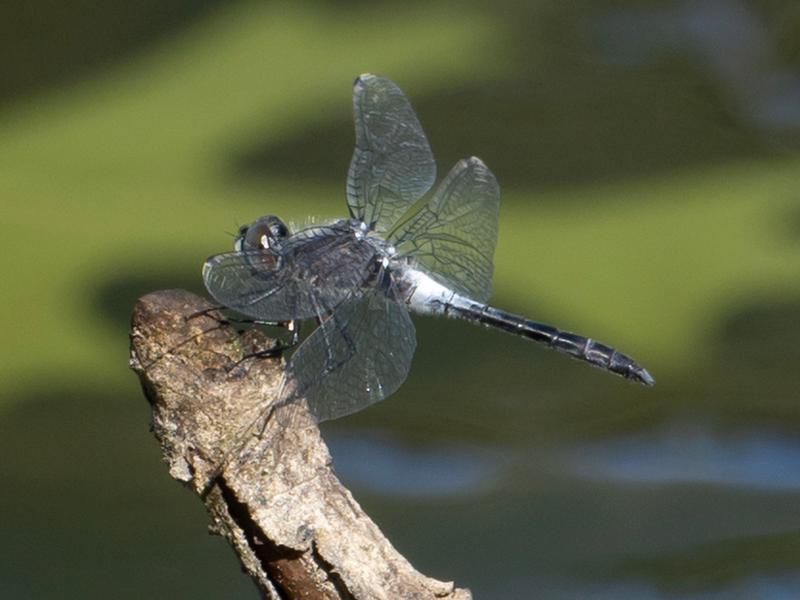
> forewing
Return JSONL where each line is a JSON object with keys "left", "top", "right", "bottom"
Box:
{"left": 203, "top": 250, "right": 349, "bottom": 321}
{"left": 204, "top": 223, "right": 378, "bottom": 321}
{"left": 390, "top": 156, "right": 500, "bottom": 302}
{"left": 280, "top": 278, "right": 416, "bottom": 424}
{"left": 346, "top": 74, "right": 436, "bottom": 232}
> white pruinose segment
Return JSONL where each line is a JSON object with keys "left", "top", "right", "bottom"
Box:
{"left": 401, "top": 268, "right": 459, "bottom": 315}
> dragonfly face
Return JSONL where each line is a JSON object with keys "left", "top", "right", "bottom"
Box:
{"left": 203, "top": 73, "right": 653, "bottom": 427}
{"left": 235, "top": 215, "right": 291, "bottom": 252}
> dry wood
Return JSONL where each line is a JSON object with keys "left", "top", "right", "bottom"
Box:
{"left": 129, "top": 289, "right": 471, "bottom": 599}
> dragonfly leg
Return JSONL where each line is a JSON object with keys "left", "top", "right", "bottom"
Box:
{"left": 185, "top": 304, "right": 227, "bottom": 322}
{"left": 319, "top": 311, "right": 357, "bottom": 376}
{"left": 188, "top": 307, "right": 278, "bottom": 329}
{"left": 225, "top": 319, "right": 301, "bottom": 372}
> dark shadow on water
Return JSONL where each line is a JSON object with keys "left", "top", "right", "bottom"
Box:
{"left": 4, "top": 0, "right": 797, "bottom": 193}
{"left": 698, "top": 296, "right": 800, "bottom": 428}
{"left": 91, "top": 271, "right": 205, "bottom": 332}
{"left": 0, "top": 384, "right": 255, "bottom": 600}
{"left": 230, "top": 71, "right": 764, "bottom": 196}
{"left": 784, "top": 201, "right": 800, "bottom": 242}
{"left": 607, "top": 529, "right": 800, "bottom": 595}
{"left": 718, "top": 297, "right": 800, "bottom": 367}
{"left": 0, "top": 0, "right": 231, "bottom": 107}
{"left": 225, "top": 0, "right": 800, "bottom": 196}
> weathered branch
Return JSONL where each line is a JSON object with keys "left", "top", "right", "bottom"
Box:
{"left": 129, "top": 289, "right": 471, "bottom": 599}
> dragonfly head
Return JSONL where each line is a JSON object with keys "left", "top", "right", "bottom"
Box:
{"left": 235, "top": 215, "right": 290, "bottom": 252}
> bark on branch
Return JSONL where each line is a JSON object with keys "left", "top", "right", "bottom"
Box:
{"left": 129, "top": 289, "right": 471, "bottom": 599}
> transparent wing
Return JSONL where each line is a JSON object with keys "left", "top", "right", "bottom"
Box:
{"left": 203, "top": 249, "right": 360, "bottom": 322}
{"left": 389, "top": 156, "right": 501, "bottom": 303}
{"left": 346, "top": 74, "right": 436, "bottom": 233}
{"left": 280, "top": 275, "right": 416, "bottom": 424}
{"left": 203, "top": 250, "right": 320, "bottom": 322}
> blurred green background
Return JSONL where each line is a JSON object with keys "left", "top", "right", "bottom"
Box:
{"left": 2, "top": 0, "right": 800, "bottom": 598}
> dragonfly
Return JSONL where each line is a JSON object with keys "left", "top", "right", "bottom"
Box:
{"left": 203, "top": 74, "right": 654, "bottom": 425}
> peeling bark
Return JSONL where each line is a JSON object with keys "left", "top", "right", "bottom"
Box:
{"left": 129, "top": 289, "right": 471, "bottom": 599}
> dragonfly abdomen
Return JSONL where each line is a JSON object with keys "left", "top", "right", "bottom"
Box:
{"left": 446, "top": 299, "right": 655, "bottom": 386}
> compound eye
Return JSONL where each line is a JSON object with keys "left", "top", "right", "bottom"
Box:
{"left": 271, "top": 221, "right": 288, "bottom": 240}
{"left": 243, "top": 222, "right": 273, "bottom": 250}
